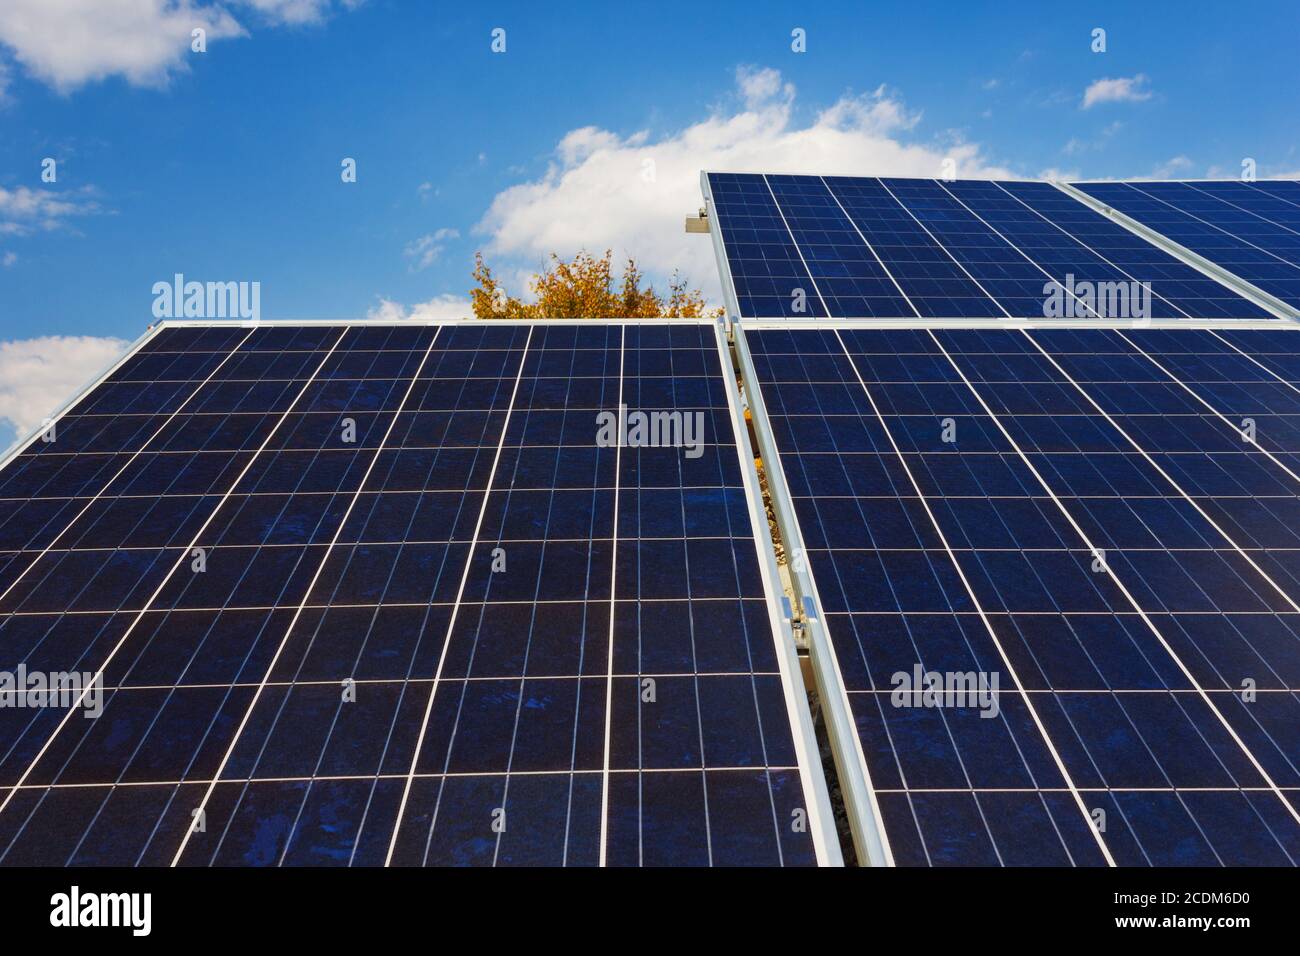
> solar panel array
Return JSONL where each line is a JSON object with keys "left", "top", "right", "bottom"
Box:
{"left": 705, "top": 173, "right": 1280, "bottom": 320}
{"left": 739, "top": 322, "right": 1300, "bottom": 865}
{"left": 0, "top": 320, "right": 834, "bottom": 867}
{"left": 4, "top": 171, "right": 1299, "bottom": 870}
{"left": 1073, "top": 180, "right": 1300, "bottom": 311}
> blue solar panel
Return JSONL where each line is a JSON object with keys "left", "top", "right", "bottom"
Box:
{"left": 824, "top": 176, "right": 1006, "bottom": 318}
{"left": 705, "top": 173, "right": 1271, "bottom": 319}
{"left": 706, "top": 173, "right": 827, "bottom": 319}
{"left": 764, "top": 175, "right": 916, "bottom": 318}
{"left": 1073, "top": 180, "right": 1300, "bottom": 311}
{"left": 0, "top": 321, "right": 834, "bottom": 867}
{"left": 740, "top": 323, "right": 1300, "bottom": 865}
{"left": 947, "top": 180, "right": 1272, "bottom": 320}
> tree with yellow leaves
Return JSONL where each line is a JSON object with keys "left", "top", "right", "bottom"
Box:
{"left": 470, "top": 251, "right": 722, "bottom": 319}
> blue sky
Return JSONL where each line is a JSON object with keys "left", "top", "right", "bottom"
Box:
{"left": 1, "top": 0, "right": 1298, "bottom": 446}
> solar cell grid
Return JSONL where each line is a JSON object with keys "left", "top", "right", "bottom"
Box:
{"left": 1072, "top": 180, "right": 1300, "bottom": 312}
{"left": 706, "top": 173, "right": 825, "bottom": 319}
{"left": 740, "top": 321, "right": 1300, "bottom": 866}
{"left": 0, "top": 320, "right": 835, "bottom": 867}
{"left": 705, "top": 172, "right": 1272, "bottom": 320}
{"left": 946, "top": 181, "right": 1271, "bottom": 320}
{"left": 764, "top": 175, "right": 915, "bottom": 318}
{"left": 824, "top": 176, "right": 1006, "bottom": 319}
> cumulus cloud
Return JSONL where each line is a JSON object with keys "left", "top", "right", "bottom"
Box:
{"left": 403, "top": 228, "right": 459, "bottom": 271}
{"left": 366, "top": 294, "right": 473, "bottom": 322}
{"left": 474, "top": 66, "right": 1010, "bottom": 302}
{"left": 1081, "top": 75, "right": 1153, "bottom": 109}
{"left": 0, "top": 0, "right": 361, "bottom": 94}
{"left": 0, "top": 184, "right": 100, "bottom": 235}
{"left": 0, "top": 336, "right": 130, "bottom": 443}
{"left": 0, "top": 1, "right": 244, "bottom": 92}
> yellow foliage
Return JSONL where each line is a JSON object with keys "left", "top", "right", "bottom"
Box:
{"left": 471, "top": 251, "right": 722, "bottom": 319}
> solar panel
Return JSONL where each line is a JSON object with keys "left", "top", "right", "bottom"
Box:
{"left": 1071, "top": 180, "right": 1300, "bottom": 312}
{"left": 705, "top": 173, "right": 828, "bottom": 319}
{"left": 0, "top": 320, "right": 837, "bottom": 867}
{"left": 944, "top": 180, "right": 1272, "bottom": 320}
{"left": 738, "top": 319, "right": 1300, "bottom": 866}
{"left": 704, "top": 173, "right": 1272, "bottom": 320}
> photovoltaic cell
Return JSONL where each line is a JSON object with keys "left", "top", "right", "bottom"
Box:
{"left": 1072, "top": 180, "right": 1300, "bottom": 311}
{"left": 705, "top": 173, "right": 1269, "bottom": 319}
{"left": 0, "top": 320, "right": 832, "bottom": 867}
{"left": 741, "top": 323, "right": 1300, "bottom": 865}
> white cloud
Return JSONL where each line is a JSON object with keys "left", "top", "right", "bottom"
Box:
{"left": 0, "top": 1, "right": 245, "bottom": 92}
{"left": 475, "top": 66, "right": 1011, "bottom": 302}
{"left": 1203, "top": 163, "right": 1300, "bottom": 180}
{"left": 1062, "top": 121, "right": 1123, "bottom": 156}
{"left": 0, "top": 1, "right": 362, "bottom": 95}
{"left": 240, "top": 0, "right": 344, "bottom": 25}
{"left": 1081, "top": 74, "right": 1153, "bottom": 109}
{"left": 737, "top": 65, "right": 790, "bottom": 108}
{"left": 1149, "top": 155, "right": 1194, "bottom": 179}
{"left": 0, "top": 184, "right": 100, "bottom": 235}
{"left": 366, "top": 293, "right": 473, "bottom": 322}
{"left": 2, "top": 251, "right": 15, "bottom": 267}
{"left": 0, "top": 335, "right": 130, "bottom": 440}
{"left": 1036, "top": 166, "right": 1082, "bottom": 182}
{"left": 403, "top": 228, "right": 459, "bottom": 271}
